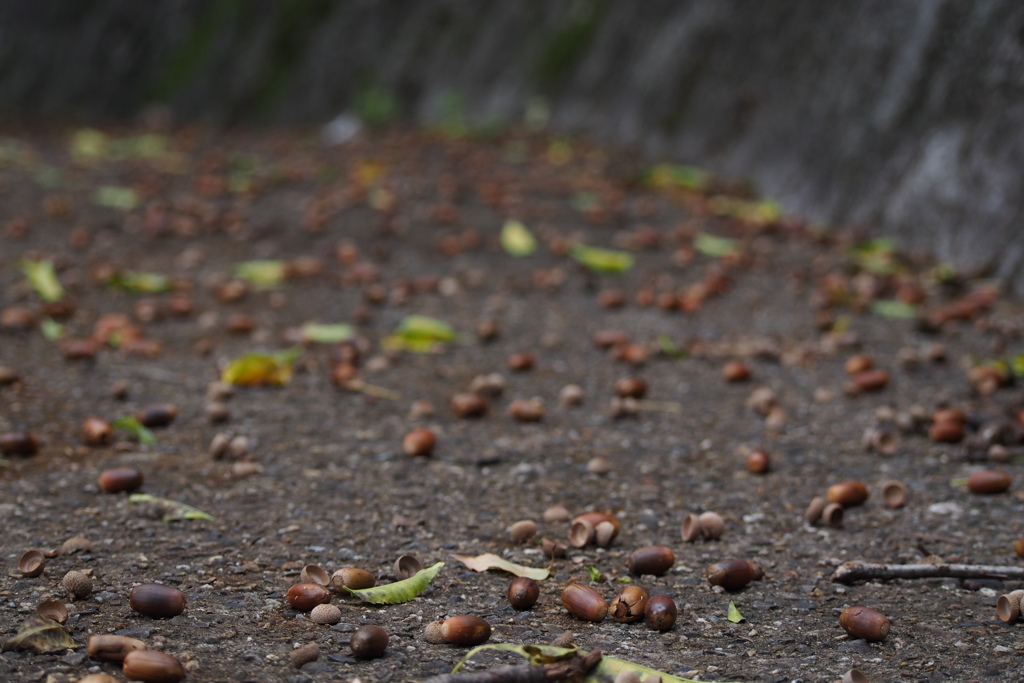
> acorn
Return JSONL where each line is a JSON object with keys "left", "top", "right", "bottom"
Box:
{"left": 614, "top": 376, "right": 647, "bottom": 399}
{"left": 706, "top": 558, "right": 763, "bottom": 591}
{"left": 331, "top": 567, "right": 376, "bottom": 591}
{"left": 698, "top": 511, "right": 725, "bottom": 540}
{"left": 289, "top": 643, "right": 320, "bottom": 668}
{"left": 1014, "top": 537, "right": 1024, "bottom": 559}
{"left": 87, "top": 634, "right": 146, "bottom": 662}
{"left": 966, "top": 469, "right": 1011, "bottom": 494}
{"left": 18, "top": 549, "right": 45, "bottom": 578}
{"left": 62, "top": 570, "right": 93, "bottom": 600}
{"left": 644, "top": 594, "right": 677, "bottom": 631}
{"left": 827, "top": 480, "right": 869, "bottom": 507}
{"left": 300, "top": 564, "right": 329, "bottom": 586}
{"left": 561, "top": 584, "right": 608, "bottom": 622}
{"left": 0, "top": 431, "right": 40, "bottom": 456}
{"left": 804, "top": 496, "right": 827, "bottom": 525}
{"left": 610, "top": 585, "right": 649, "bottom": 623}
{"left": 424, "top": 615, "right": 492, "bottom": 645}
{"left": 626, "top": 546, "right": 675, "bottom": 576}
{"left": 82, "top": 417, "right": 114, "bottom": 446}
{"left": 122, "top": 650, "right": 186, "bottom": 683}
{"left": 844, "top": 354, "right": 874, "bottom": 375}
{"left": 136, "top": 403, "right": 177, "bottom": 428}
{"left": 559, "top": 384, "right": 585, "bottom": 406}
{"left": 350, "top": 624, "right": 389, "bottom": 659}
{"left": 996, "top": 590, "right": 1024, "bottom": 623}
{"left": 848, "top": 368, "right": 889, "bottom": 394}
{"left": 507, "top": 519, "right": 538, "bottom": 543}
{"left": 310, "top": 603, "right": 342, "bottom": 625}
{"left": 451, "top": 392, "right": 487, "bottom": 418}
{"left": 507, "top": 577, "right": 540, "bottom": 610}
{"left": 593, "top": 520, "right": 617, "bottom": 547}
{"left": 129, "top": 583, "right": 187, "bottom": 618}
{"left": 285, "top": 582, "right": 330, "bottom": 611}
{"left": 929, "top": 419, "right": 965, "bottom": 443}
{"left": 402, "top": 427, "right": 436, "bottom": 456}
{"left": 881, "top": 480, "right": 907, "bottom": 508}
{"left": 507, "top": 352, "right": 535, "bottom": 372}
{"left": 569, "top": 513, "right": 619, "bottom": 547}
{"left": 98, "top": 467, "right": 144, "bottom": 494}
{"left": 508, "top": 398, "right": 544, "bottom": 422}
{"left": 746, "top": 449, "right": 771, "bottom": 474}
{"left": 722, "top": 361, "right": 751, "bottom": 383}
{"left": 839, "top": 605, "right": 890, "bottom": 642}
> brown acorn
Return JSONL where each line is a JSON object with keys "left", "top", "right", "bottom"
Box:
{"left": 839, "top": 605, "right": 890, "bottom": 642}
{"left": 746, "top": 449, "right": 771, "bottom": 474}
{"left": 98, "top": 467, "right": 144, "bottom": 494}
{"left": 402, "top": 428, "right": 436, "bottom": 456}
{"left": 849, "top": 368, "right": 889, "bottom": 394}
{"left": 330, "top": 567, "right": 376, "bottom": 591}
{"left": 508, "top": 398, "right": 544, "bottom": 422}
{"left": 451, "top": 392, "right": 487, "bottom": 418}
{"left": 827, "top": 480, "right": 869, "bottom": 507}
{"left": 87, "top": 634, "right": 146, "bottom": 662}
{"left": 136, "top": 403, "right": 178, "bottom": 428}
{"left": 129, "top": 583, "right": 187, "bottom": 618}
{"left": 614, "top": 376, "right": 647, "bottom": 399}
{"left": 507, "top": 577, "right": 540, "bottom": 610}
{"left": 644, "top": 594, "right": 677, "bottom": 631}
{"left": 722, "top": 361, "right": 751, "bottom": 383}
{"left": 285, "top": 582, "right": 331, "bottom": 611}
{"left": 560, "top": 584, "right": 608, "bottom": 622}
{"left": 82, "top": 417, "right": 114, "bottom": 446}
{"left": 425, "top": 615, "right": 492, "bottom": 646}
{"left": 1014, "top": 537, "right": 1024, "bottom": 559}
{"left": 967, "top": 469, "right": 1011, "bottom": 494}
{"left": 350, "top": 624, "right": 389, "bottom": 659}
{"left": 569, "top": 513, "right": 620, "bottom": 547}
{"left": 0, "top": 431, "right": 40, "bottom": 456}
{"left": 122, "top": 650, "right": 185, "bottom": 683}
{"left": 626, "top": 546, "right": 675, "bottom": 576}
{"left": 706, "top": 558, "right": 763, "bottom": 591}
{"left": 610, "top": 585, "right": 649, "bottom": 623}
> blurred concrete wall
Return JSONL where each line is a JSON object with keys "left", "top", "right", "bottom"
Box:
{"left": 2, "top": 0, "right": 1022, "bottom": 292}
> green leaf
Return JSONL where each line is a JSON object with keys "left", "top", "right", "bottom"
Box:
{"left": 2, "top": 615, "right": 76, "bottom": 653}
{"left": 870, "top": 299, "right": 919, "bottom": 319}
{"left": 345, "top": 561, "right": 444, "bottom": 604}
{"left": 382, "top": 315, "right": 457, "bottom": 352}
{"left": 500, "top": 219, "right": 537, "bottom": 256}
{"left": 221, "top": 348, "right": 301, "bottom": 386}
{"left": 707, "top": 196, "right": 781, "bottom": 225}
{"left": 643, "top": 163, "right": 710, "bottom": 191}
{"left": 300, "top": 323, "right": 355, "bottom": 344}
{"left": 451, "top": 644, "right": 730, "bottom": 683}
{"left": 451, "top": 553, "right": 550, "bottom": 580}
{"left": 727, "top": 600, "right": 745, "bottom": 623}
{"left": 94, "top": 185, "right": 139, "bottom": 210}
{"left": 234, "top": 260, "right": 287, "bottom": 290}
{"left": 107, "top": 271, "right": 171, "bottom": 294}
{"left": 112, "top": 417, "right": 156, "bottom": 446}
{"left": 20, "top": 259, "right": 64, "bottom": 302}
{"left": 614, "top": 576, "right": 632, "bottom": 583}
{"left": 569, "top": 245, "right": 634, "bottom": 274}
{"left": 656, "top": 334, "right": 688, "bottom": 359}
{"left": 1010, "top": 354, "right": 1024, "bottom": 378}
{"left": 70, "top": 128, "right": 108, "bottom": 160}
{"left": 694, "top": 232, "right": 741, "bottom": 258}
{"left": 128, "top": 493, "right": 215, "bottom": 521}
{"left": 949, "top": 477, "right": 969, "bottom": 487}
{"left": 40, "top": 318, "right": 64, "bottom": 341}
{"left": 586, "top": 566, "right": 601, "bottom": 582}
{"left": 851, "top": 238, "right": 902, "bottom": 275}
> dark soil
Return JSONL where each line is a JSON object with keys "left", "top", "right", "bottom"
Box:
{"left": 2, "top": 126, "right": 1024, "bottom": 683}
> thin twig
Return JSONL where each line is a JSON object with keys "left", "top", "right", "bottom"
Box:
{"left": 831, "top": 561, "right": 1024, "bottom": 584}
{"left": 420, "top": 649, "right": 602, "bottom": 683}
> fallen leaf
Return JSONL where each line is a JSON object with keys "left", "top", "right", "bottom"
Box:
{"left": 643, "top": 163, "right": 710, "bottom": 191}
{"left": 656, "top": 334, "right": 688, "bottom": 359}
{"left": 707, "top": 196, "right": 781, "bottom": 225}
{"left": 94, "top": 185, "right": 139, "bottom": 210}
{"left": 586, "top": 566, "right": 601, "bottom": 582}
{"left": 727, "top": 600, "right": 745, "bottom": 623}
{"left": 112, "top": 416, "right": 156, "bottom": 446}
{"left": 70, "top": 128, "right": 107, "bottom": 160}
{"left": 128, "top": 494, "right": 215, "bottom": 521}
{"left": 869, "top": 299, "right": 918, "bottom": 319}
{"left": 451, "top": 553, "right": 550, "bottom": 580}
{"left": 40, "top": 318, "right": 64, "bottom": 341}
{"left": 851, "top": 238, "right": 903, "bottom": 275}
{"left": 382, "top": 315, "right": 457, "bottom": 352}
{"left": 20, "top": 259, "right": 64, "bottom": 302}
{"left": 234, "top": 260, "right": 287, "bottom": 289}
{"left": 694, "top": 232, "right": 741, "bottom": 258}
{"left": 570, "top": 245, "right": 634, "bottom": 274}
{"left": 221, "top": 348, "right": 301, "bottom": 386}
{"left": 500, "top": 219, "right": 536, "bottom": 256}
{"left": 106, "top": 271, "right": 171, "bottom": 294}
{"left": 300, "top": 323, "right": 354, "bottom": 344}
{"left": 345, "top": 561, "right": 444, "bottom": 604}
{"left": 2, "top": 615, "right": 76, "bottom": 654}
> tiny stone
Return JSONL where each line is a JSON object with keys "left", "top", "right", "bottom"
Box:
{"left": 587, "top": 457, "right": 612, "bottom": 475}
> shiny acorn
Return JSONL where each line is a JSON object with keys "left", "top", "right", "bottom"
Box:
{"left": 706, "top": 558, "right": 764, "bottom": 591}
{"left": 626, "top": 546, "right": 675, "bottom": 576}
{"left": 839, "top": 605, "right": 890, "bottom": 642}
{"left": 129, "top": 583, "right": 187, "bottom": 618}
{"left": 827, "top": 480, "right": 869, "bottom": 507}
{"left": 0, "top": 431, "right": 40, "bottom": 456}
{"left": 136, "top": 403, "right": 178, "bottom": 428}
{"left": 967, "top": 469, "right": 1011, "bottom": 494}
{"left": 286, "top": 582, "right": 331, "bottom": 611}
{"left": 424, "top": 615, "right": 492, "bottom": 645}
{"left": 610, "top": 585, "right": 650, "bottom": 623}
{"left": 402, "top": 428, "right": 436, "bottom": 456}
{"left": 561, "top": 584, "right": 608, "bottom": 622}
{"left": 98, "top": 467, "right": 144, "bottom": 494}
{"left": 644, "top": 594, "right": 678, "bottom": 631}
{"left": 350, "top": 624, "right": 389, "bottom": 659}
{"left": 88, "top": 634, "right": 147, "bottom": 662}
{"left": 122, "top": 650, "right": 186, "bottom": 683}
{"left": 507, "top": 577, "right": 540, "bottom": 610}
{"left": 331, "top": 567, "right": 376, "bottom": 591}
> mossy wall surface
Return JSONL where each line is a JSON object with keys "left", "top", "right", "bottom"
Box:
{"left": 2, "top": 0, "right": 1022, "bottom": 291}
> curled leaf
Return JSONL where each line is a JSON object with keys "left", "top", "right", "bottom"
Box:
{"left": 694, "top": 232, "right": 741, "bottom": 258}
{"left": 106, "top": 271, "right": 171, "bottom": 294}
{"left": 234, "top": 260, "right": 286, "bottom": 289}
{"left": 94, "top": 185, "right": 139, "bottom": 210}
{"left": 345, "top": 561, "right": 444, "bottom": 604}
{"left": 300, "top": 323, "right": 354, "bottom": 344}
{"left": 112, "top": 416, "right": 156, "bottom": 446}
{"left": 727, "top": 600, "right": 745, "bottom": 623}
{"left": 129, "top": 493, "right": 214, "bottom": 521}
{"left": 2, "top": 615, "right": 76, "bottom": 653}
{"left": 869, "top": 299, "right": 918, "bottom": 319}
{"left": 20, "top": 259, "right": 64, "bottom": 302}
{"left": 451, "top": 553, "right": 550, "bottom": 580}
{"left": 221, "top": 348, "right": 301, "bottom": 386}
{"left": 570, "top": 245, "right": 633, "bottom": 274}
{"left": 382, "top": 315, "right": 457, "bottom": 352}
{"left": 500, "top": 219, "right": 536, "bottom": 256}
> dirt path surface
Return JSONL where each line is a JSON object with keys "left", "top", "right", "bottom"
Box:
{"left": 1, "top": 126, "right": 1023, "bottom": 683}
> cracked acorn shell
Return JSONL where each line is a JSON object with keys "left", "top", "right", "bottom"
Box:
{"left": 644, "top": 594, "right": 677, "bottom": 631}
{"left": 561, "top": 584, "right": 608, "bottom": 622}
{"left": 18, "top": 550, "right": 45, "bottom": 577}
{"left": 610, "top": 585, "right": 649, "bottom": 623}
